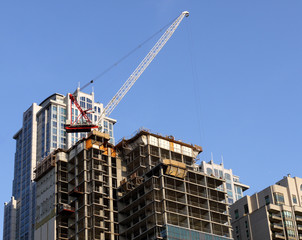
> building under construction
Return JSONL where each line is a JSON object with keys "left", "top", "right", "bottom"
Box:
{"left": 117, "top": 130, "right": 232, "bottom": 240}
{"left": 33, "top": 129, "right": 232, "bottom": 240}
{"left": 34, "top": 131, "right": 122, "bottom": 240}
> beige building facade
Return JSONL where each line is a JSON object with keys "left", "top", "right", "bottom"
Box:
{"left": 230, "top": 175, "right": 302, "bottom": 240}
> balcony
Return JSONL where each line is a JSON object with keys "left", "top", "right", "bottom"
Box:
{"left": 294, "top": 206, "right": 302, "bottom": 215}
{"left": 267, "top": 204, "right": 281, "bottom": 213}
{"left": 296, "top": 215, "right": 302, "bottom": 223}
{"left": 271, "top": 223, "right": 283, "bottom": 232}
{"left": 269, "top": 213, "right": 282, "bottom": 222}
{"left": 272, "top": 232, "right": 285, "bottom": 239}
{"left": 298, "top": 224, "right": 302, "bottom": 233}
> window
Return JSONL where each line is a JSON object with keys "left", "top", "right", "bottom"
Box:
{"left": 244, "top": 204, "right": 249, "bottom": 214}
{"left": 245, "top": 220, "right": 248, "bottom": 228}
{"left": 207, "top": 168, "right": 213, "bottom": 175}
{"left": 284, "top": 220, "right": 294, "bottom": 228}
{"left": 228, "top": 190, "right": 233, "bottom": 197}
{"left": 274, "top": 192, "right": 285, "bottom": 205}
{"left": 265, "top": 195, "right": 270, "bottom": 205}
{"left": 235, "top": 186, "right": 242, "bottom": 195}
{"left": 234, "top": 209, "right": 239, "bottom": 219}
{"left": 225, "top": 173, "right": 231, "bottom": 180}
{"left": 292, "top": 195, "right": 297, "bottom": 204}
{"left": 60, "top": 108, "right": 66, "bottom": 115}
{"left": 287, "top": 229, "right": 295, "bottom": 238}
{"left": 226, "top": 183, "right": 232, "bottom": 190}
{"left": 282, "top": 210, "right": 292, "bottom": 219}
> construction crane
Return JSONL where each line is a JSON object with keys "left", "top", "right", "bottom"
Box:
{"left": 65, "top": 11, "right": 189, "bottom": 133}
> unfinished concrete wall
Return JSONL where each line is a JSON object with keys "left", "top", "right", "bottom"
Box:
{"left": 117, "top": 130, "right": 232, "bottom": 240}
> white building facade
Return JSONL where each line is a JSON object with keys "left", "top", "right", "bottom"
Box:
{"left": 199, "top": 160, "right": 250, "bottom": 204}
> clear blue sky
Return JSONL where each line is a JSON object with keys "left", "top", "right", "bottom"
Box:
{"left": 1, "top": 1, "right": 302, "bottom": 235}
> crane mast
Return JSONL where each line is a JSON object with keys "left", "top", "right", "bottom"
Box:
{"left": 97, "top": 11, "right": 189, "bottom": 124}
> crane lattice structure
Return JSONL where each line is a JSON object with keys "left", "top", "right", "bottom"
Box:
{"left": 65, "top": 11, "right": 189, "bottom": 133}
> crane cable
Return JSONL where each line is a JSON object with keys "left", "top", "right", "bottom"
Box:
{"left": 185, "top": 20, "right": 207, "bottom": 163}
{"left": 80, "top": 16, "right": 178, "bottom": 92}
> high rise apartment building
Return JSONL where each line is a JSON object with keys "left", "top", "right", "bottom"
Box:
{"left": 3, "top": 90, "right": 116, "bottom": 240}
{"left": 230, "top": 175, "right": 302, "bottom": 240}
{"left": 199, "top": 160, "right": 250, "bottom": 204}
{"left": 117, "top": 130, "right": 233, "bottom": 240}
{"left": 34, "top": 131, "right": 121, "bottom": 240}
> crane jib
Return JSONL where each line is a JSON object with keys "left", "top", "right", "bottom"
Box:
{"left": 97, "top": 11, "right": 189, "bottom": 124}
{"left": 64, "top": 11, "right": 189, "bottom": 134}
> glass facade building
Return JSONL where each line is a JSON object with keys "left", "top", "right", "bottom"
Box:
{"left": 3, "top": 90, "right": 116, "bottom": 240}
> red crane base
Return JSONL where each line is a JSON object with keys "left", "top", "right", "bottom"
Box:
{"left": 65, "top": 124, "right": 98, "bottom": 133}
